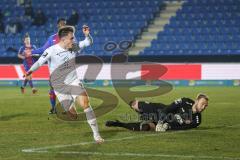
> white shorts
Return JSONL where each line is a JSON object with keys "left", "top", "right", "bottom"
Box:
{"left": 54, "top": 79, "right": 86, "bottom": 111}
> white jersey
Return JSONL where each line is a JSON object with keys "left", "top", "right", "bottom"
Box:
{"left": 30, "top": 36, "right": 93, "bottom": 84}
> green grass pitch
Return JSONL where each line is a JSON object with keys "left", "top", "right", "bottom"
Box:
{"left": 0, "top": 86, "right": 240, "bottom": 160}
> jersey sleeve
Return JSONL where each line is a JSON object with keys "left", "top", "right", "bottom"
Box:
{"left": 29, "top": 50, "right": 51, "bottom": 72}
{"left": 32, "top": 45, "right": 37, "bottom": 50}
{"left": 168, "top": 121, "right": 200, "bottom": 130}
{"left": 168, "top": 113, "right": 201, "bottom": 130}
{"left": 161, "top": 98, "right": 184, "bottom": 114}
{"left": 79, "top": 34, "right": 93, "bottom": 49}
{"left": 18, "top": 46, "right": 24, "bottom": 55}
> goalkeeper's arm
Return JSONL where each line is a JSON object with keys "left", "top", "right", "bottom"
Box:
{"left": 155, "top": 120, "right": 199, "bottom": 132}
{"left": 167, "top": 117, "right": 200, "bottom": 130}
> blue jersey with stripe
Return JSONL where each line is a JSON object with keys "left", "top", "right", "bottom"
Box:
{"left": 18, "top": 45, "right": 37, "bottom": 71}
{"left": 32, "top": 33, "right": 59, "bottom": 55}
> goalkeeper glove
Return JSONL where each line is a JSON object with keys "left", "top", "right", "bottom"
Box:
{"left": 155, "top": 121, "right": 169, "bottom": 132}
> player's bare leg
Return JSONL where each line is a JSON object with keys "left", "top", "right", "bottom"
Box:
{"left": 20, "top": 74, "right": 29, "bottom": 94}
{"left": 67, "top": 103, "right": 78, "bottom": 120}
{"left": 76, "top": 92, "right": 104, "bottom": 144}
{"left": 27, "top": 75, "right": 37, "bottom": 94}
{"left": 20, "top": 86, "right": 25, "bottom": 94}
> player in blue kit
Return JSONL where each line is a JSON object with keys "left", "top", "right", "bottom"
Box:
{"left": 32, "top": 18, "right": 66, "bottom": 55}
{"left": 32, "top": 18, "right": 66, "bottom": 114}
{"left": 18, "top": 33, "right": 37, "bottom": 94}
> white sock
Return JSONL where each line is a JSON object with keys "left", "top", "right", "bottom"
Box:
{"left": 84, "top": 106, "right": 100, "bottom": 138}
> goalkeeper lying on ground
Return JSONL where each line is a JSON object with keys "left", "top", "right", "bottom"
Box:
{"left": 105, "top": 93, "right": 209, "bottom": 132}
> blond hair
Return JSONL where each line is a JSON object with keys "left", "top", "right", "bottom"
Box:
{"left": 196, "top": 93, "right": 209, "bottom": 101}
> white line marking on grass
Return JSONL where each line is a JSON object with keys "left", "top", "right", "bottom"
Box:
{"left": 214, "top": 102, "right": 236, "bottom": 105}
{"left": 226, "top": 124, "right": 240, "bottom": 128}
{"left": 22, "top": 130, "right": 198, "bottom": 153}
{"left": 22, "top": 127, "right": 240, "bottom": 160}
{"left": 58, "top": 151, "right": 240, "bottom": 160}
{"left": 22, "top": 134, "right": 157, "bottom": 153}
{"left": 22, "top": 125, "right": 240, "bottom": 153}
{"left": 23, "top": 150, "right": 240, "bottom": 160}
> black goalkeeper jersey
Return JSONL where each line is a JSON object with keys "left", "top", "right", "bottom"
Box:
{"left": 137, "top": 97, "right": 201, "bottom": 130}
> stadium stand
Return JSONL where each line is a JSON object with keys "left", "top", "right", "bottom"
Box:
{"left": 0, "top": 0, "right": 162, "bottom": 57}
{"left": 0, "top": 0, "right": 240, "bottom": 61}
{"left": 141, "top": 0, "right": 240, "bottom": 56}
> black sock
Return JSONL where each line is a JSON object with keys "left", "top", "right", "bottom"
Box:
{"left": 122, "top": 122, "right": 151, "bottom": 131}
{"left": 106, "top": 121, "right": 151, "bottom": 131}
{"left": 120, "top": 122, "right": 142, "bottom": 131}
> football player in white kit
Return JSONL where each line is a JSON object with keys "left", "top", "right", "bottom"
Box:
{"left": 26, "top": 25, "right": 104, "bottom": 144}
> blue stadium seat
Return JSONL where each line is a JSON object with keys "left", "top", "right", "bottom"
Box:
{"left": 1, "top": 0, "right": 162, "bottom": 56}
{"left": 141, "top": 0, "right": 240, "bottom": 56}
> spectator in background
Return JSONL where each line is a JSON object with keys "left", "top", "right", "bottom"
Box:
{"left": 15, "top": 17, "right": 23, "bottom": 32}
{"left": 17, "top": 0, "right": 25, "bottom": 6}
{"left": 5, "top": 18, "right": 23, "bottom": 34}
{"left": 0, "top": 9, "right": 3, "bottom": 21}
{"left": 0, "top": 21, "right": 4, "bottom": 33}
{"left": 24, "top": 0, "right": 34, "bottom": 20}
{"left": 5, "top": 20, "right": 17, "bottom": 34}
{"left": 0, "top": 9, "right": 4, "bottom": 33}
{"left": 67, "top": 9, "right": 79, "bottom": 26}
{"left": 32, "top": 9, "right": 47, "bottom": 26}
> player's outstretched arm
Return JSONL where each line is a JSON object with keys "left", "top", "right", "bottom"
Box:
{"left": 26, "top": 51, "right": 50, "bottom": 76}
{"left": 18, "top": 53, "right": 25, "bottom": 60}
{"left": 79, "top": 25, "right": 93, "bottom": 49}
{"left": 18, "top": 47, "right": 25, "bottom": 60}
{"left": 32, "top": 37, "right": 52, "bottom": 55}
{"left": 168, "top": 120, "right": 200, "bottom": 130}
{"left": 161, "top": 98, "right": 184, "bottom": 114}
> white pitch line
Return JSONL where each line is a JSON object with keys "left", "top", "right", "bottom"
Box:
{"left": 22, "top": 124, "right": 240, "bottom": 153}
{"left": 214, "top": 102, "right": 236, "bottom": 105}
{"left": 22, "top": 133, "right": 157, "bottom": 153}
{"left": 22, "top": 130, "right": 199, "bottom": 153}
{"left": 23, "top": 150, "right": 240, "bottom": 160}
{"left": 56, "top": 151, "right": 240, "bottom": 160}
{"left": 22, "top": 125, "right": 240, "bottom": 159}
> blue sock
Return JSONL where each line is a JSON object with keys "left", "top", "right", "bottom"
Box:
{"left": 23, "top": 79, "right": 28, "bottom": 87}
{"left": 49, "top": 90, "right": 56, "bottom": 109}
{"left": 29, "top": 80, "right": 33, "bottom": 88}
